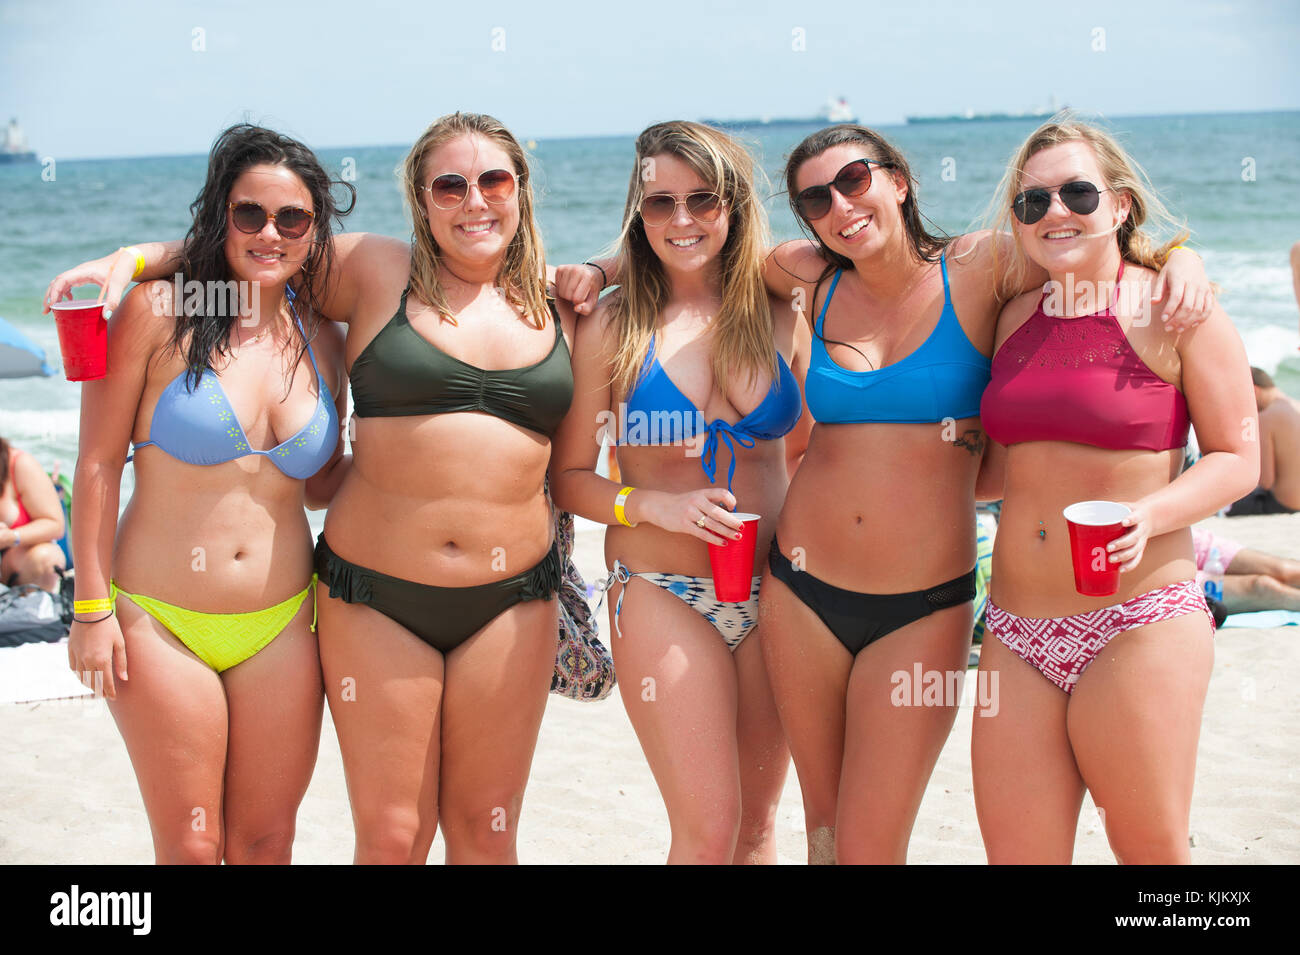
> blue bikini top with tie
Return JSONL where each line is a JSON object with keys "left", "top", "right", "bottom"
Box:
{"left": 130, "top": 290, "right": 337, "bottom": 481}
{"left": 617, "top": 338, "right": 802, "bottom": 492}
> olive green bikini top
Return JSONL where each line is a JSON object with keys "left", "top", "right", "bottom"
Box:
{"left": 350, "top": 286, "right": 574, "bottom": 438}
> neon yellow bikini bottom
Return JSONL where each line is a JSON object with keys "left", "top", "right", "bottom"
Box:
{"left": 109, "top": 575, "right": 317, "bottom": 672}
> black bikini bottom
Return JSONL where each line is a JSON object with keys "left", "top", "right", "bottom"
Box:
{"left": 766, "top": 535, "right": 975, "bottom": 656}
{"left": 314, "top": 533, "right": 561, "bottom": 653}
{"left": 1226, "top": 487, "right": 1297, "bottom": 516}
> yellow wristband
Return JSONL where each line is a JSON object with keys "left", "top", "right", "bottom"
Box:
{"left": 120, "top": 245, "right": 146, "bottom": 279}
{"left": 614, "top": 486, "right": 638, "bottom": 528}
{"left": 73, "top": 598, "right": 113, "bottom": 614}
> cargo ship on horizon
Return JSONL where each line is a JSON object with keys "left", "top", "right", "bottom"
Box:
{"left": 1, "top": 119, "right": 37, "bottom": 164}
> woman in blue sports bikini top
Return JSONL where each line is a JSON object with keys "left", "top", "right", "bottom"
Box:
{"left": 552, "top": 121, "right": 812, "bottom": 864}
{"left": 50, "top": 124, "right": 351, "bottom": 864}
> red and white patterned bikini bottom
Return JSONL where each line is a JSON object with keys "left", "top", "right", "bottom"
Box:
{"left": 986, "top": 580, "right": 1215, "bottom": 694}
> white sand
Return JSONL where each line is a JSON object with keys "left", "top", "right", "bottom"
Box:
{"left": 2, "top": 513, "right": 1296, "bottom": 864}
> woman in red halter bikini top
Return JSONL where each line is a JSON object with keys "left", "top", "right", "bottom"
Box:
{"left": 972, "top": 120, "right": 1259, "bottom": 864}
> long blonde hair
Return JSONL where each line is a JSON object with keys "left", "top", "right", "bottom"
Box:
{"left": 400, "top": 112, "right": 548, "bottom": 327}
{"left": 606, "top": 121, "right": 776, "bottom": 400}
{"left": 985, "top": 112, "right": 1191, "bottom": 301}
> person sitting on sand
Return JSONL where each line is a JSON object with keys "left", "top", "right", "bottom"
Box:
{"left": 1194, "top": 526, "right": 1300, "bottom": 615}
{"left": 0, "top": 435, "right": 66, "bottom": 593}
{"left": 1226, "top": 367, "right": 1300, "bottom": 515}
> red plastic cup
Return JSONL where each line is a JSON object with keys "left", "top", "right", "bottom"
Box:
{"left": 51, "top": 299, "right": 108, "bottom": 381}
{"left": 708, "top": 512, "right": 760, "bottom": 601}
{"left": 1062, "top": 501, "right": 1131, "bottom": 597}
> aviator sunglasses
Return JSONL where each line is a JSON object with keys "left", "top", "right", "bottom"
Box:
{"left": 1012, "top": 180, "right": 1109, "bottom": 225}
{"left": 794, "top": 158, "right": 884, "bottom": 221}
{"left": 227, "top": 201, "right": 315, "bottom": 239}
{"left": 422, "top": 168, "right": 519, "bottom": 210}
{"left": 638, "top": 191, "right": 726, "bottom": 227}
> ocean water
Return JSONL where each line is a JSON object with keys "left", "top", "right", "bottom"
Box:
{"left": 2, "top": 110, "right": 1298, "bottom": 473}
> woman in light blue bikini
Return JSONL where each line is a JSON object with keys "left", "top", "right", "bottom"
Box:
{"left": 550, "top": 121, "right": 812, "bottom": 863}
{"left": 50, "top": 125, "right": 352, "bottom": 863}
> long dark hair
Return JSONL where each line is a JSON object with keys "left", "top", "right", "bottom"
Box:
{"left": 783, "top": 124, "right": 951, "bottom": 363}
{"left": 172, "top": 124, "right": 355, "bottom": 390}
{"left": 0, "top": 436, "right": 10, "bottom": 490}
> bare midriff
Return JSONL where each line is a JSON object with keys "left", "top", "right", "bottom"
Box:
{"left": 325, "top": 412, "right": 552, "bottom": 587}
{"left": 607, "top": 437, "right": 790, "bottom": 578}
{"left": 115, "top": 455, "right": 314, "bottom": 610}
{"left": 993, "top": 440, "right": 1192, "bottom": 617}
{"left": 776, "top": 417, "right": 981, "bottom": 592}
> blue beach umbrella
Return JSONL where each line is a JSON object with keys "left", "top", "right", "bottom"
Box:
{"left": 0, "top": 316, "right": 56, "bottom": 378}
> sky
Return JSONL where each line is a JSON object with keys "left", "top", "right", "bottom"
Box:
{"left": 2, "top": 0, "right": 1298, "bottom": 160}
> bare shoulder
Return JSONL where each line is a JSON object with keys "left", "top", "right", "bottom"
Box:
{"left": 992, "top": 288, "right": 1040, "bottom": 354}
{"left": 768, "top": 239, "right": 827, "bottom": 285}
{"left": 112, "top": 281, "right": 175, "bottom": 353}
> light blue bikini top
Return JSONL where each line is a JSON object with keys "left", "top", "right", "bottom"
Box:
{"left": 805, "top": 254, "right": 990, "bottom": 423}
{"left": 617, "top": 338, "right": 802, "bottom": 492}
{"left": 131, "top": 291, "right": 337, "bottom": 481}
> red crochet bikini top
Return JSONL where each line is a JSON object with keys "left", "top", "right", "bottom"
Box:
{"left": 980, "top": 265, "right": 1190, "bottom": 452}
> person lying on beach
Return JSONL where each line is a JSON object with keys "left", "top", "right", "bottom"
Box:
{"left": 0, "top": 435, "right": 66, "bottom": 593}
{"left": 1226, "top": 367, "right": 1300, "bottom": 515}
{"left": 1193, "top": 526, "right": 1300, "bottom": 615}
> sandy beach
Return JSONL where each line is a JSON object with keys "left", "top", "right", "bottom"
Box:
{"left": 2, "top": 511, "right": 1297, "bottom": 865}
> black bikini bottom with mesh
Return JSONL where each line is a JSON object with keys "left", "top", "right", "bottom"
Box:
{"left": 766, "top": 535, "right": 975, "bottom": 656}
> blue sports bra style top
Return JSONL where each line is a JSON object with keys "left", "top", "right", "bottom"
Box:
{"left": 131, "top": 289, "right": 338, "bottom": 481}
{"left": 804, "top": 254, "right": 990, "bottom": 423}
{"left": 619, "top": 338, "right": 803, "bottom": 491}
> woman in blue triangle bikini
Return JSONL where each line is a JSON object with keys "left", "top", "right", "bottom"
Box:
{"left": 48, "top": 125, "right": 352, "bottom": 863}
{"left": 551, "top": 121, "right": 812, "bottom": 863}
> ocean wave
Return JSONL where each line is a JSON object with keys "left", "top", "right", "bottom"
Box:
{"left": 1241, "top": 325, "right": 1300, "bottom": 374}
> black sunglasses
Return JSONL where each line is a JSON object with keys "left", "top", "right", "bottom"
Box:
{"left": 227, "top": 201, "right": 315, "bottom": 239}
{"left": 794, "top": 158, "right": 884, "bottom": 221}
{"left": 1012, "top": 180, "right": 1109, "bottom": 225}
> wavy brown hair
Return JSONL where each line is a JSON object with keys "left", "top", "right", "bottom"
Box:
{"left": 985, "top": 112, "right": 1191, "bottom": 300}
{"left": 173, "top": 124, "right": 354, "bottom": 390}
{"left": 606, "top": 121, "right": 776, "bottom": 400}
{"left": 400, "top": 112, "right": 548, "bottom": 328}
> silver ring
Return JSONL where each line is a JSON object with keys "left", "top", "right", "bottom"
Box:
{"left": 696, "top": 516, "right": 708, "bottom": 528}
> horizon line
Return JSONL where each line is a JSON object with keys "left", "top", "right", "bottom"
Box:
{"left": 11, "top": 106, "right": 1299, "bottom": 164}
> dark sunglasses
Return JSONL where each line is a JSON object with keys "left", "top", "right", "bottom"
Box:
{"left": 422, "top": 168, "right": 518, "bottom": 210}
{"left": 1012, "top": 180, "right": 1109, "bottom": 225}
{"left": 638, "top": 191, "right": 726, "bottom": 227}
{"left": 227, "top": 201, "right": 315, "bottom": 239}
{"left": 794, "top": 158, "right": 884, "bottom": 221}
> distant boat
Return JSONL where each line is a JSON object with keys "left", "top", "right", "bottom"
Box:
{"left": 0, "top": 118, "right": 37, "bottom": 164}
{"left": 906, "top": 98, "right": 1063, "bottom": 126}
{"left": 703, "top": 96, "right": 857, "bottom": 130}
